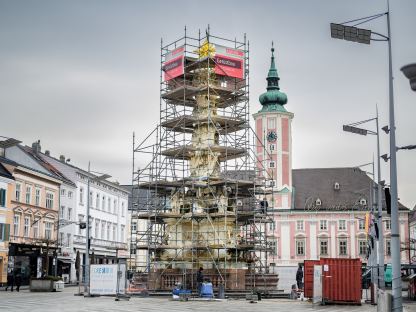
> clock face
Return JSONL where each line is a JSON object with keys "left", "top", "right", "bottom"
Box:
{"left": 267, "top": 131, "right": 277, "bottom": 142}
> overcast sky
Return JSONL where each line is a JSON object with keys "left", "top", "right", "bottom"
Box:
{"left": 1, "top": 0, "right": 415, "bottom": 208}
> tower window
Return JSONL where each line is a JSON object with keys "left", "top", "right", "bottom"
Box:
{"left": 269, "top": 144, "right": 275, "bottom": 151}
{"left": 269, "top": 161, "right": 275, "bottom": 168}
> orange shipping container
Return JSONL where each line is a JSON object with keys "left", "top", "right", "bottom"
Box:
{"left": 303, "top": 260, "right": 320, "bottom": 298}
{"left": 303, "top": 258, "right": 362, "bottom": 305}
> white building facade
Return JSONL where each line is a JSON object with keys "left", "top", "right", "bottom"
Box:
{"left": 40, "top": 153, "right": 129, "bottom": 283}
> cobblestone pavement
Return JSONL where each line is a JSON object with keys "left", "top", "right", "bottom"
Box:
{"left": 0, "top": 287, "right": 414, "bottom": 312}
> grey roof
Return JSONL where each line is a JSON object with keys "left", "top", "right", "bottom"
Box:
{"left": 0, "top": 162, "right": 14, "bottom": 180}
{"left": 292, "top": 167, "right": 408, "bottom": 211}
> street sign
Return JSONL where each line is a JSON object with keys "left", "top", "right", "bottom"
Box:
{"left": 343, "top": 125, "right": 368, "bottom": 136}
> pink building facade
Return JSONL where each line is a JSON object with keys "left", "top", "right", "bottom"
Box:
{"left": 253, "top": 47, "right": 410, "bottom": 291}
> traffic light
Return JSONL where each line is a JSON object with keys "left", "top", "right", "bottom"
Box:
{"left": 384, "top": 187, "right": 391, "bottom": 215}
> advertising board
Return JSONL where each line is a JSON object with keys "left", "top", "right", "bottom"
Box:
{"left": 90, "top": 264, "right": 126, "bottom": 295}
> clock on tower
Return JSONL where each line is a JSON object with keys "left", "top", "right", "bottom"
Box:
{"left": 267, "top": 131, "right": 277, "bottom": 142}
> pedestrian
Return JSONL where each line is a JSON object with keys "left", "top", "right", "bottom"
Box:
{"left": 196, "top": 267, "right": 204, "bottom": 296}
{"left": 15, "top": 270, "right": 22, "bottom": 292}
{"left": 296, "top": 264, "right": 303, "bottom": 290}
{"left": 5, "top": 270, "right": 14, "bottom": 292}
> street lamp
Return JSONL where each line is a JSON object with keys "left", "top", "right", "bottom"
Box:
{"left": 84, "top": 161, "right": 111, "bottom": 297}
{"left": 343, "top": 114, "right": 385, "bottom": 290}
{"left": 401, "top": 63, "right": 416, "bottom": 91}
{"left": 331, "top": 2, "right": 402, "bottom": 310}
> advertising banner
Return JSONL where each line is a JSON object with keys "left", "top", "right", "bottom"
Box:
{"left": 163, "top": 46, "right": 185, "bottom": 81}
{"left": 90, "top": 264, "right": 126, "bottom": 295}
{"left": 214, "top": 44, "right": 245, "bottom": 79}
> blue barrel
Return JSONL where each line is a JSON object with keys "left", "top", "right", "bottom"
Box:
{"left": 200, "top": 282, "right": 213, "bottom": 298}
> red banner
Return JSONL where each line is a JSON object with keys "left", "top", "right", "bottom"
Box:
{"left": 163, "top": 46, "right": 185, "bottom": 81}
{"left": 163, "top": 56, "right": 184, "bottom": 81}
{"left": 214, "top": 45, "right": 245, "bottom": 79}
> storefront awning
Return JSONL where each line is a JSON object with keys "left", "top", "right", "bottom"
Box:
{"left": 58, "top": 258, "right": 73, "bottom": 264}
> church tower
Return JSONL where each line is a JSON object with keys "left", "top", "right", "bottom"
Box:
{"left": 253, "top": 45, "right": 294, "bottom": 209}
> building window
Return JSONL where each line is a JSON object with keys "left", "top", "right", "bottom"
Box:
{"left": 359, "top": 219, "right": 366, "bottom": 230}
{"left": 132, "top": 222, "right": 137, "bottom": 232}
{"left": 25, "top": 186, "right": 32, "bottom": 204}
{"left": 122, "top": 202, "right": 125, "bottom": 217}
{"left": 0, "top": 188, "right": 6, "bottom": 207}
{"left": 296, "top": 239, "right": 305, "bottom": 256}
{"left": 359, "top": 240, "right": 367, "bottom": 256}
{"left": 13, "top": 215, "right": 20, "bottom": 236}
{"left": 60, "top": 206, "right": 65, "bottom": 219}
{"left": 385, "top": 219, "right": 391, "bottom": 231}
{"left": 45, "top": 222, "right": 52, "bottom": 240}
{"left": 121, "top": 225, "right": 125, "bottom": 242}
{"left": 269, "top": 180, "right": 276, "bottom": 187}
{"left": 320, "top": 239, "right": 328, "bottom": 255}
{"left": 46, "top": 192, "right": 54, "bottom": 209}
{"left": 79, "top": 187, "right": 84, "bottom": 205}
{"left": 15, "top": 183, "right": 21, "bottom": 202}
{"left": 268, "top": 117, "right": 276, "bottom": 129}
{"left": 67, "top": 208, "right": 72, "bottom": 221}
{"left": 270, "top": 239, "right": 278, "bottom": 255}
{"left": 101, "top": 222, "right": 105, "bottom": 240}
{"left": 108, "top": 198, "right": 111, "bottom": 212}
{"left": 130, "top": 243, "right": 137, "bottom": 255}
{"left": 269, "top": 144, "right": 275, "bottom": 151}
{"left": 315, "top": 198, "right": 322, "bottom": 206}
{"left": 338, "top": 220, "right": 346, "bottom": 231}
{"left": 35, "top": 188, "right": 41, "bottom": 206}
{"left": 269, "top": 161, "right": 275, "bottom": 168}
{"left": 269, "top": 221, "right": 276, "bottom": 231}
{"left": 0, "top": 223, "right": 6, "bottom": 241}
{"left": 114, "top": 199, "right": 117, "bottom": 214}
{"left": 89, "top": 191, "right": 93, "bottom": 206}
{"left": 339, "top": 239, "right": 348, "bottom": 256}
{"left": 33, "top": 220, "right": 39, "bottom": 238}
{"left": 68, "top": 191, "right": 73, "bottom": 199}
{"left": 112, "top": 224, "right": 116, "bottom": 241}
{"left": 59, "top": 232, "right": 64, "bottom": 245}
{"left": 95, "top": 220, "right": 99, "bottom": 238}
{"left": 296, "top": 220, "right": 304, "bottom": 231}
{"left": 24, "top": 216, "right": 30, "bottom": 237}
{"left": 96, "top": 193, "right": 100, "bottom": 209}
{"left": 386, "top": 240, "right": 391, "bottom": 256}
{"left": 102, "top": 196, "right": 105, "bottom": 211}
{"left": 107, "top": 223, "right": 110, "bottom": 240}
{"left": 320, "top": 220, "right": 327, "bottom": 231}
{"left": 61, "top": 189, "right": 66, "bottom": 196}
{"left": 67, "top": 233, "right": 71, "bottom": 247}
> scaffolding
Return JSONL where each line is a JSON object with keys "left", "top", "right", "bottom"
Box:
{"left": 129, "top": 28, "right": 278, "bottom": 294}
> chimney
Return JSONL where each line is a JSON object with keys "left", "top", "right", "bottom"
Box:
{"left": 59, "top": 155, "right": 65, "bottom": 162}
{"left": 45, "top": 150, "right": 50, "bottom": 156}
{"left": 32, "top": 140, "right": 41, "bottom": 154}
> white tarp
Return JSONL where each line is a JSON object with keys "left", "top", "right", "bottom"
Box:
{"left": 313, "top": 265, "right": 322, "bottom": 304}
{"left": 90, "top": 264, "right": 126, "bottom": 295}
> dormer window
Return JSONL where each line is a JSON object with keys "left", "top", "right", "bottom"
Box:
{"left": 334, "top": 182, "right": 340, "bottom": 190}
{"left": 315, "top": 198, "right": 322, "bottom": 206}
{"left": 360, "top": 198, "right": 367, "bottom": 206}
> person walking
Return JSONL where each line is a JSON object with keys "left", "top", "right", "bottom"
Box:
{"left": 196, "top": 267, "right": 204, "bottom": 296}
{"left": 5, "top": 270, "right": 14, "bottom": 291}
{"left": 296, "top": 264, "right": 303, "bottom": 290}
{"left": 15, "top": 270, "right": 22, "bottom": 292}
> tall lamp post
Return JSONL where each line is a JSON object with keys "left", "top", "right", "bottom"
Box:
{"left": 330, "top": 1, "right": 402, "bottom": 310}
{"left": 343, "top": 114, "right": 385, "bottom": 291}
{"left": 84, "top": 161, "right": 111, "bottom": 297}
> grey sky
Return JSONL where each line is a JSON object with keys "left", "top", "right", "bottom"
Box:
{"left": 1, "top": 0, "right": 415, "bottom": 208}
